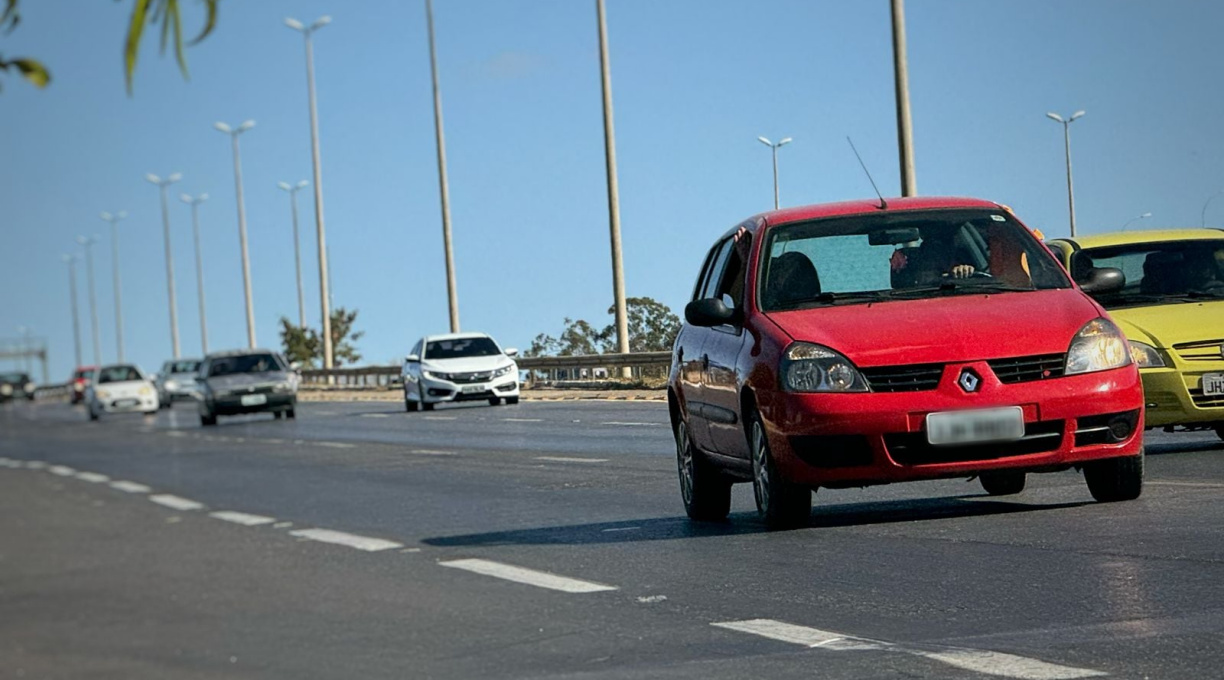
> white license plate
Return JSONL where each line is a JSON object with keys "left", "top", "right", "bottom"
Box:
{"left": 240, "top": 394, "right": 267, "bottom": 407}
{"left": 461, "top": 385, "right": 484, "bottom": 394}
{"left": 1203, "top": 373, "right": 1224, "bottom": 396}
{"left": 926, "top": 407, "right": 1025, "bottom": 446}
{"left": 114, "top": 398, "right": 139, "bottom": 408}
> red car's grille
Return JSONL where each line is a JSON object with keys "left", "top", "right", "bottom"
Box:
{"left": 861, "top": 364, "right": 944, "bottom": 392}
{"left": 987, "top": 353, "right": 1066, "bottom": 384}
{"left": 884, "top": 420, "right": 1064, "bottom": 465}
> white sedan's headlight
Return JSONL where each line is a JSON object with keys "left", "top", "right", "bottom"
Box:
{"left": 1065, "top": 319, "right": 1132, "bottom": 375}
{"left": 1128, "top": 341, "right": 1166, "bottom": 368}
{"left": 781, "top": 343, "right": 868, "bottom": 393}
{"left": 493, "top": 364, "right": 515, "bottom": 378}
{"left": 24, "top": 382, "right": 35, "bottom": 393}
{"left": 139, "top": 385, "right": 153, "bottom": 396}
{"left": 424, "top": 370, "right": 454, "bottom": 381}
{"left": 164, "top": 379, "right": 179, "bottom": 391}
{"left": 97, "top": 389, "right": 111, "bottom": 400}
{"left": 0, "top": 384, "right": 12, "bottom": 396}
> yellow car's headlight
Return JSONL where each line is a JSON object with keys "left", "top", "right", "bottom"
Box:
{"left": 1128, "top": 341, "right": 1166, "bottom": 368}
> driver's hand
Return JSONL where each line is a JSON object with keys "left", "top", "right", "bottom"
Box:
{"left": 949, "top": 264, "right": 975, "bottom": 279}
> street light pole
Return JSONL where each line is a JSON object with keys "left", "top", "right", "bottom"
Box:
{"left": 1047, "top": 110, "right": 1085, "bottom": 237}
{"left": 214, "top": 120, "right": 258, "bottom": 349}
{"left": 76, "top": 235, "right": 102, "bottom": 367}
{"left": 278, "top": 180, "right": 310, "bottom": 328}
{"left": 62, "top": 254, "right": 83, "bottom": 368}
{"left": 757, "top": 136, "right": 793, "bottom": 210}
{"left": 147, "top": 172, "right": 183, "bottom": 359}
{"left": 595, "top": 0, "right": 630, "bottom": 363}
{"left": 100, "top": 211, "right": 127, "bottom": 362}
{"left": 891, "top": 0, "right": 917, "bottom": 197}
{"left": 180, "top": 193, "right": 210, "bottom": 355}
{"left": 1122, "top": 212, "right": 1152, "bottom": 231}
{"left": 1202, "top": 189, "right": 1224, "bottom": 227}
{"left": 424, "top": 0, "right": 461, "bottom": 333}
{"left": 286, "top": 15, "right": 334, "bottom": 368}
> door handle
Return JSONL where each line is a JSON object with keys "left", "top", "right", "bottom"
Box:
{"left": 702, "top": 354, "right": 710, "bottom": 370}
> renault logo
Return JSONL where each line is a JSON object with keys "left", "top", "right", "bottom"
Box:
{"left": 958, "top": 368, "right": 981, "bottom": 393}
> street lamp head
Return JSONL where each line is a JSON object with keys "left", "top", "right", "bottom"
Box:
{"left": 278, "top": 181, "right": 292, "bottom": 191}
{"left": 1139, "top": 212, "right": 1152, "bottom": 218}
{"left": 100, "top": 211, "right": 112, "bottom": 221}
{"left": 146, "top": 173, "right": 162, "bottom": 184}
{"left": 311, "top": 16, "right": 332, "bottom": 30}
{"left": 199, "top": 193, "right": 209, "bottom": 202}
{"left": 117, "top": 210, "right": 127, "bottom": 219}
{"left": 1070, "top": 110, "right": 1086, "bottom": 121}
{"left": 297, "top": 180, "right": 309, "bottom": 189}
{"left": 757, "top": 136, "right": 772, "bottom": 146}
{"left": 214, "top": 121, "right": 232, "bottom": 134}
{"left": 1046, "top": 112, "right": 1064, "bottom": 123}
{"left": 180, "top": 193, "right": 193, "bottom": 204}
{"left": 168, "top": 173, "right": 182, "bottom": 184}
{"left": 284, "top": 17, "right": 305, "bottom": 31}
{"left": 238, "top": 120, "right": 256, "bottom": 132}
{"left": 778, "top": 137, "right": 793, "bottom": 146}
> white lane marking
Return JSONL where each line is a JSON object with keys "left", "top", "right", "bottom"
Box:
{"left": 167, "top": 431, "right": 186, "bottom": 437}
{"left": 110, "top": 480, "right": 152, "bottom": 493}
{"left": 272, "top": 521, "right": 294, "bottom": 529}
{"left": 439, "top": 558, "right": 617, "bottom": 593}
{"left": 1148, "top": 481, "right": 1224, "bottom": 489}
{"left": 48, "top": 465, "right": 77, "bottom": 477}
{"left": 423, "top": 416, "right": 457, "bottom": 421}
{"left": 0, "top": 458, "right": 25, "bottom": 468}
{"left": 601, "top": 421, "right": 660, "bottom": 427}
{"left": 914, "top": 649, "right": 1106, "bottom": 679}
{"left": 410, "top": 449, "right": 455, "bottom": 456}
{"left": 75, "top": 472, "right": 110, "bottom": 483}
{"left": 601, "top": 526, "right": 640, "bottom": 533}
{"left": 712, "top": 619, "right": 1104, "bottom": 679}
{"left": 25, "top": 461, "right": 47, "bottom": 469}
{"left": 503, "top": 417, "right": 543, "bottom": 422}
{"left": 316, "top": 442, "right": 355, "bottom": 449}
{"left": 210, "top": 511, "right": 275, "bottom": 526}
{"left": 535, "top": 456, "right": 609, "bottom": 464}
{"left": 361, "top": 413, "right": 390, "bottom": 418}
{"left": 288, "top": 528, "right": 402, "bottom": 552}
{"left": 150, "top": 494, "right": 205, "bottom": 511}
{"left": 637, "top": 595, "right": 668, "bottom": 603}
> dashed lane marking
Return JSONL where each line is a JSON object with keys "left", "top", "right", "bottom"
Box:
{"left": 110, "top": 480, "right": 152, "bottom": 494}
{"left": 600, "top": 421, "right": 661, "bottom": 427}
{"left": 503, "top": 418, "right": 543, "bottom": 422}
{"left": 75, "top": 472, "right": 110, "bottom": 483}
{"left": 210, "top": 511, "right": 276, "bottom": 526}
{"left": 535, "top": 456, "right": 609, "bottom": 464}
{"left": 712, "top": 619, "right": 1105, "bottom": 680}
{"left": 361, "top": 413, "right": 391, "bottom": 418}
{"left": 410, "top": 449, "right": 455, "bottom": 456}
{"left": 1148, "top": 481, "right": 1224, "bottom": 489}
{"left": 48, "top": 465, "right": 77, "bottom": 477}
{"left": 149, "top": 494, "right": 205, "bottom": 511}
{"left": 423, "top": 416, "right": 457, "bottom": 421}
{"left": 0, "top": 458, "right": 26, "bottom": 468}
{"left": 439, "top": 558, "right": 618, "bottom": 593}
{"left": 288, "top": 528, "right": 403, "bottom": 552}
{"left": 316, "top": 442, "right": 356, "bottom": 449}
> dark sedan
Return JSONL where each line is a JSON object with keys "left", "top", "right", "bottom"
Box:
{"left": 197, "top": 350, "right": 299, "bottom": 426}
{"left": 0, "top": 371, "right": 35, "bottom": 402}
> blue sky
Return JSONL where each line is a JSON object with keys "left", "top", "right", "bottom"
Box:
{"left": 3, "top": 1, "right": 1224, "bottom": 380}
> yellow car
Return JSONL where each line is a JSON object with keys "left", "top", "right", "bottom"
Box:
{"left": 1047, "top": 229, "right": 1224, "bottom": 439}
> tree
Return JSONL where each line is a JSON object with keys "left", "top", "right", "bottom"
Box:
{"left": 0, "top": 0, "right": 218, "bottom": 94}
{"left": 603, "top": 297, "right": 681, "bottom": 353}
{"left": 277, "top": 307, "right": 364, "bottom": 369}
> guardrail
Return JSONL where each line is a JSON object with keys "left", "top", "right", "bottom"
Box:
{"left": 299, "top": 351, "right": 674, "bottom": 389}
{"left": 33, "top": 383, "right": 72, "bottom": 400}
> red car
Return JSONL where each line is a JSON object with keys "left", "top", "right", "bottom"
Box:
{"left": 669, "top": 197, "right": 1144, "bottom": 528}
{"left": 69, "top": 366, "right": 97, "bottom": 404}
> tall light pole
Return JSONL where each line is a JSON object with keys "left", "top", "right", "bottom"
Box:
{"left": 1122, "top": 212, "right": 1152, "bottom": 231}
{"left": 595, "top": 0, "right": 630, "bottom": 363}
{"left": 100, "top": 211, "right": 127, "bottom": 362}
{"left": 891, "top": 0, "right": 917, "bottom": 197}
{"left": 1047, "top": 110, "right": 1085, "bottom": 237}
{"left": 286, "top": 15, "right": 334, "bottom": 368}
{"left": 423, "top": 0, "right": 461, "bottom": 333}
{"left": 1202, "top": 189, "right": 1224, "bottom": 227}
{"left": 76, "top": 235, "right": 102, "bottom": 367}
{"left": 61, "top": 254, "right": 83, "bottom": 368}
{"left": 180, "top": 193, "right": 210, "bottom": 355}
{"left": 757, "top": 136, "right": 793, "bottom": 210}
{"left": 214, "top": 120, "right": 258, "bottom": 348}
{"left": 278, "top": 180, "right": 310, "bottom": 328}
{"left": 147, "top": 172, "right": 183, "bottom": 359}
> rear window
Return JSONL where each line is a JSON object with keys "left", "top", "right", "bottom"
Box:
{"left": 97, "top": 366, "right": 142, "bottom": 383}
{"left": 207, "top": 354, "right": 284, "bottom": 377}
{"left": 424, "top": 337, "right": 501, "bottom": 360}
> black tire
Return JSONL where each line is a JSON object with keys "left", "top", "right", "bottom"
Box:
{"left": 273, "top": 411, "right": 283, "bottom": 420}
{"left": 488, "top": 397, "right": 501, "bottom": 406}
{"left": 404, "top": 387, "right": 419, "bottom": 412}
{"left": 748, "top": 410, "right": 811, "bottom": 529}
{"left": 980, "top": 470, "right": 1026, "bottom": 496}
{"left": 1084, "top": 450, "right": 1144, "bottom": 502}
{"left": 1216, "top": 424, "right": 1224, "bottom": 442}
{"left": 89, "top": 409, "right": 99, "bottom": 422}
{"left": 285, "top": 408, "right": 296, "bottom": 420}
{"left": 200, "top": 412, "right": 217, "bottom": 427}
{"left": 143, "top": 410, "right": 158, "bottom": 417}
{"left": 506, "top": 396, "right": 519, "bottom": 405}
{"left": 675, "top": 418, "right": 731, "bottom": 521}
{"left": 422, "top": 401, "right": 435, "bottom": 412}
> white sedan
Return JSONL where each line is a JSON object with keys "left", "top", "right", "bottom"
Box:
{"left": 87, "top": 364, "right": 159, "bottom": 420}
{"left": 401, "top": 333, "right": 520, "bottom": 411}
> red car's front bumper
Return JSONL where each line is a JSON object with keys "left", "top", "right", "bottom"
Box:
{"left": 761, "top": 362, "right": 1144, "bottom": 488}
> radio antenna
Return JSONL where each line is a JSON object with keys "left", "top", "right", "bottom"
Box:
{"left": 847, "top": 136, "right": 887, "bottom": 210}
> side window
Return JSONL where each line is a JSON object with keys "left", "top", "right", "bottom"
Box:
{"left": 699, "top": 240, "right": 735, "bottom": 300}
{"left": 714, "top": 233, "right": 750, "bottom": 307}
{"left": 411, "top": 340, "right": 422, "bottom": 358}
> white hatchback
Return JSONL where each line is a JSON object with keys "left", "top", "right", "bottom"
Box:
{"left": 401, "top": 333, "right": 520, "bottom": 411}
{"left": 87, "top": 364, "right": 159, "bottom": 420}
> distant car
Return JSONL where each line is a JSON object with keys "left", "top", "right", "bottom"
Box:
{"left": 87, "top": 364, "right": 159, "bottom": 420}
{"left": 1047, "top": 229, "right": 1224, "bottom": 440}
{"left": 197, "top": 349, "right": 299, "bottom": 426}
{"left": 401, "top": 333, "right": 520, "bottom": 411}
{"left": 69, "top": 365, "right": 97, "bottom": 404}
{"left": 0, "top": 371, "right": 35, "bottom": 402}
{"left": 154, "top": 358, "right": 203, "bottom": 406}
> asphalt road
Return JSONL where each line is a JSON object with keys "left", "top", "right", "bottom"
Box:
{"left": 2, "top": 398, "right": 1223, "bottom": 679}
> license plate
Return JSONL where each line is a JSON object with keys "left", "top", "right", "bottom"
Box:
{"left": 926, "top": 407, "right": 1025, "bottom": 446}
{"left": 240, "top": 394, "right": 267, "bottom": 407}
{"left": 114, "top": 398, "right": 139, "bottom": 408}
{"left": 461, "top": 385, "right": 484, "bottom": 394}
{"left": 1203, "top": 373, "right": 1224, "bottom": 396}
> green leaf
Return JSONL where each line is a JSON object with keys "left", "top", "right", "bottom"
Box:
{"left": 158, "top": 0, "right": 171, "bottom": 55}
{"left": 12, "top": 57, "right": 49, "bottom": 87}
{"left": 124, "top": 0, "right": 151, "bottom": 95}
{"left": 188, "top": 0, "right": 217, "bottom": 45}
{"left": 1, "top": 0, "right": 18, "bottom": 33}
{"left": 171, "top": 0, "right": 188, "bottom": 79}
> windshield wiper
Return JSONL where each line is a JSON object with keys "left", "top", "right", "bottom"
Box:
{"left": 774, "top": 291, "right": 891, "bottom": 309}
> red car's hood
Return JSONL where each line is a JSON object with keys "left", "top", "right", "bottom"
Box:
{"left": 764, "top": 289, "right": 1102, "bottom": 366}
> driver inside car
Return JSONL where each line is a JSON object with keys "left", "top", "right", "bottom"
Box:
{"left": 892, "top": 228, "right": 978, "bottom": 286}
